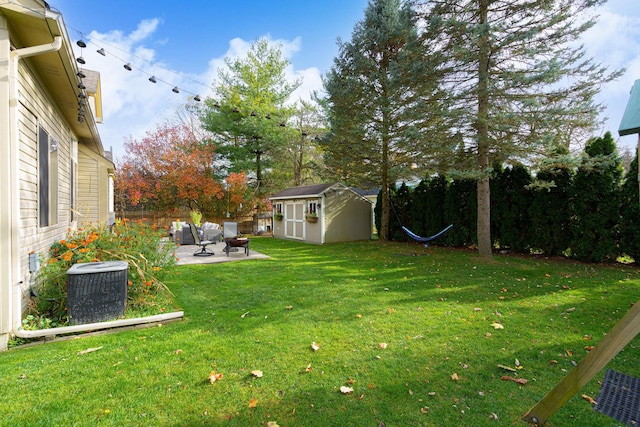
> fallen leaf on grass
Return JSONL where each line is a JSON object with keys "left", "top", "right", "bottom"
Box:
{"left": 378, "top": 343, "right": 388, "bottom": 349}
{"left": 311, "top": 342, "right": 320, "bottom": 351}
{"left": 305, "top": 363, "right": 312, "bottom": 372}
{"left": 285, "top": 305, "right": 293, "bottom": 310}
{"left": 582, "top": 394, "right": 597, "bottom": 405}
{"left": 248, "top": 398, "right": 258, "bottom": 408}
{"left": 346, "top": 379, "right": 356, "bottom": 384}
{"left": 497, "top": 364, "right": 517, "bottom": 372}
{"left": 451, "top": 373, "right": 459, "bottom": 381}
{"left": 500, "top": 375, "right": 528, "bottom": 385}
{"left": 208, "top": 371, "right": 223, "bottom": 383}
{"left": 490, "top": 322, "right": 504, "bottom": 330}
{"left": 78, "top": 346, "right": 103, "bottom": 355}
{"left": 267, "top": 422, "right": 280, "bottom": 427}
{"left": 240, "top": 311, "right": 250, "bottom": 319}
{"left": 340, "top": 386, "right": 354, "bottom": 394}
{"left": 250, "top": 370, "right": 263, "bottom": 378}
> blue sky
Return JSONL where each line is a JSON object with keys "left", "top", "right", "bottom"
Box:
{"left": 50, "top": 0, "right": 640, "bottom": 160}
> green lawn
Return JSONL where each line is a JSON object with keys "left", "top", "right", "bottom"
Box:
{"left": 1, "top": 237, "right": 639, "bottom": 426}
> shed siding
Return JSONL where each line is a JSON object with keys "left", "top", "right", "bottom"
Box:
{"left": 270, "top": 183, "right": 372, "bottom": 244}
{"left": 324, "top": 191, "right": 371, "bottom": 243}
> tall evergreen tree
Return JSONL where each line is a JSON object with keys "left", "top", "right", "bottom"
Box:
{"left": 570, "top": 131, "right": 622, "bottom": 262}
{"left": 392, "top": 182, "right": 413, "bottom": 241}
{"left": 443, "top": 177, "right": 477, "bottom": 247}
{"left": 528, "top": 149, "right": 574, "bottom": 256}
{"left": 201, "top": 38, "right": 300, "bottom": 199}
{"left": 421, "top": 0, "right": 623, "bottom": 258}
{"left": 492, "top": 163, "right": 533, "bottom": 253}
{"left": 322, "top": 0, "right": 447, "bottom": 241}
{"left": 411, "top": 175, "right": 448, "bottom": 238}
{"left": 619, "top": 154, "right": 640, "bottom": 262}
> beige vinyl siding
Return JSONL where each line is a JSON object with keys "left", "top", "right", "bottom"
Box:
{"left": 16, "top": 58, "right": 74, "bottom": 303}
{"left": 77, "top": 144, "right": 112, "bottom": 225}
{"left": 324, "top": 192, "right": 372, "bottom": 244}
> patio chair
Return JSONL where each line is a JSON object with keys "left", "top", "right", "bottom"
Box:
{"left": 222, "top": 221, "right": 250, "bottom": 256}
{"left": 189, "top": 223, "right": 214, "bottom": 257}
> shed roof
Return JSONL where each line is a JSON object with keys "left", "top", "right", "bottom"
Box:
{"left": 619, "top": 79, "right": 640, "bottom": 136}
{"left": 270, "top": 183, "right": 340, "bottom": 199}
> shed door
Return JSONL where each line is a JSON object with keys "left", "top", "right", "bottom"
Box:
{"left": 285, "top": 201, "right": 304, "bottom": 240}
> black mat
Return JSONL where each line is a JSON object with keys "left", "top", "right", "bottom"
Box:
{"left": 594, "top": 369, "right": 640, "bottom": 426}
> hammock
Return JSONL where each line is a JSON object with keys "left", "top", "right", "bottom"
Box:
{"left": 401, "top": 224, "right": 453, "bottom": 247}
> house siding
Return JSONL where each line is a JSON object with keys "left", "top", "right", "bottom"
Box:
{"left": 15, "top": 58, "right": 74, "bottom": 322}
{"left": 78, "top": 144, "right": 113, "bottom": 225}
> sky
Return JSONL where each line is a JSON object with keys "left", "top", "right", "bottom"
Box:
{"left": 49, "top": 0, "right": 640, "bottom": 161}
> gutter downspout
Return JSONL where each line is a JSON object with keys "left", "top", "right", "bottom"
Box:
{"left": 7, "top": 36, "right": 62, "bottom": 336}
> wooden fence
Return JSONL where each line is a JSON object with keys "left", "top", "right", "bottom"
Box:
{"left": 118, "top": 210, "right": 272, "bottom": 236}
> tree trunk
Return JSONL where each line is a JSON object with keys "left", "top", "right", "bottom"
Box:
{"left": 476, "top": 0, "right": 492, "bottom": 258}
{"left": 380, "top": 170, "right": 390, "bottom": 242}
{"left": 477, "top": 178, "right": 491, "bottom": 257}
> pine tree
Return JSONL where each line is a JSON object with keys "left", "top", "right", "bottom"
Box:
{"left": 570, "top": 131, "right": 622, "bottom": 262}
{"left": 421, "top": 0, "right": 623, "bottom": 258}
{"left": 492, "top": 164, "right": 533, "bottom": 253}
{"left": 529, "top": 148, "right": 574, "bottom": 256}
{"left": 619, "top": 154, "right": 640, "bottom": 262}
{"left": 322, "top": 0, "right": 447, "bottom": 241}
{"left": 201, "top": 38, "right": 300, "bottom": 198}
{"left": 443, "top": 177, "right": 477, "bottom": 247}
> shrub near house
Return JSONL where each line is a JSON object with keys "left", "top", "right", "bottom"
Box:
{"left": 26, "top": 220, "right": 177, "bottom": 329}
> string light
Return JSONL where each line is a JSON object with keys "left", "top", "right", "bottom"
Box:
{"left": 6, "top": 4, "right": 208, "bottom": 105}
{"left": 66, "top": 17, "right": 211, "bottom": 103}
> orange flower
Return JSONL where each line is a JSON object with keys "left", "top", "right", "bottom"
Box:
{"left": 61, "top": 251, "right": 73, "bottom": 261}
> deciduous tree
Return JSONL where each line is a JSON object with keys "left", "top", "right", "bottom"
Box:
{"left": 116, "top": 122, "right": 223, "bottom": 215}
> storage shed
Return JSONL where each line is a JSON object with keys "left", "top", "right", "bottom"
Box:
{"left": 270, "top": 183, "right": 373, "bottom": 244}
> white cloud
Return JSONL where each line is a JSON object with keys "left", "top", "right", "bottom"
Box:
{"left": 78, "top": 27, "right": 325, "bottom": 160}
{"left": 585, "top": 5, "right": 640, "bottom": 149}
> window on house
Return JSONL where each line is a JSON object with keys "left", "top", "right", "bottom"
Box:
{"left": 275, "top": 203, "right": 282, "bottom": 214}
{"left": 38, "top": 125, "right": 58, "bottom": 227}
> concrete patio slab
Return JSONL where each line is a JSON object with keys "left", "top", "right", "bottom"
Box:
{"left": 174, "top": 242, "right": 269, "bottom": 265}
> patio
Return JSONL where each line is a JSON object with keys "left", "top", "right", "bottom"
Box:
{"left": 174, "top": 241, "right": 269, "bottom": 265}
